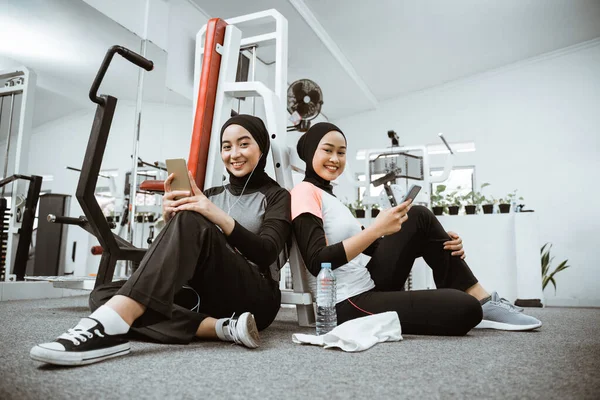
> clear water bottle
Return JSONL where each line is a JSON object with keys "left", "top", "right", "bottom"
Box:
{"left": 316, "top": 262, "right": 337, "bottom": 335}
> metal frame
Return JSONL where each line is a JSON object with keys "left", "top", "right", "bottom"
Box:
{"left": 362, "top": 145, "right": 454, "bottom": 222}
{"left": 195, "top": 10, "right": 314, "bottom": 326}
{"left": 360, "top": 142, "right": 455, "bottom": 290}
{"left": 0, "top": 68, "right": 38, "bottom": 281}
{"left": 49, "top": 46, "right": 154, "bottom": 289}
{"left": 0, "top": 174, "right": 42, "bottom": 280}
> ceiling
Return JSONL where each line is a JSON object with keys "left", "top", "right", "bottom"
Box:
{"left": 1, "top": 0, "right": 599, "bottom": 128}
{"left": 193, "top": 0, "right": 600, "bottom": 120}
{"left": 0, "top": 0, "right": 188, "bottom": 128}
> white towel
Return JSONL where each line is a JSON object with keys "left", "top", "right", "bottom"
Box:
{"left": 292, "top": 311, "right": 402, "bottom": 352}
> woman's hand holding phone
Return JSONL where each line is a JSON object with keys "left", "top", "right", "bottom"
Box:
{"left": 371, "top": 199, "right": 412, "bottom": 237}
{"left": 162, "top": 173, "right": 192, "bottom": 223}
{"left": 170, "top": 171, "right": 212, "bottom": 215}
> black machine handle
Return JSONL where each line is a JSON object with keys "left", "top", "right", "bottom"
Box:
{"left": 48, "top": 214, "right": 117, "bottom": 229}
{"left": 371, "top": 170, "right": 399, "bottom": 207}
{"left": 118, "top": 47, "right": 154, "bottom": 71}
{"left": 47, "top": 214, "right": 86, "bottom": 226}
{"left": 89, "top": 45, "right": 154, "bottom": 106}
{"left": 0, "top": 174, "right": 38, "bottom": 189}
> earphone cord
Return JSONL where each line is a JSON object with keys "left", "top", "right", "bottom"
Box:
{"left": 226, "top": 153, "right": 263, "bottom": 215}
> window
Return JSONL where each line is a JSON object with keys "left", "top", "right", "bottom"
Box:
{"left": 430, "top": 166, "right": 475, "bottom": 200}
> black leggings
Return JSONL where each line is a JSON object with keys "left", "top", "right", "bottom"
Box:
{"left": 89, "top": 211, "right": 281, "bottom": 344}
{"left": 337, "top": 206, "right": 482, "bottom": 336}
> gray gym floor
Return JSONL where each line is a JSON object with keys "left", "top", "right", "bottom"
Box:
{"left": 1, "top": 296, "right": 599, "bottom": 399}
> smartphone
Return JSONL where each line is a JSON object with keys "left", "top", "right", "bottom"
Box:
{"left": 401, "top": 184, "right": 422, "bottom": 203}
{"left": 166, "top": 158, "right": 192, "bottom": 199}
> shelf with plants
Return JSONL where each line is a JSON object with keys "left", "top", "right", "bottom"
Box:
{"left": 497, "top": 189, "right": 524, "bottom": 214}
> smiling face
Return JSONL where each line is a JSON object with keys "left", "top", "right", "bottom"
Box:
{"left": 311, "top": 130, "right": 347, "bottom": 181}
{"left": 221, "top": 124, "right": 262, "bottom": 177}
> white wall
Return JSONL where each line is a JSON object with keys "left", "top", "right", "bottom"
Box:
{"left": 166, "top": 0, "right": 209, "bottom": 101}
{"left": 333, "top": 40, "right": 600, "bottom": 307}
{"left": 83, "top": 0, "right": 169, "bottom": 49}
{"left": 84, "top": 0, "right": 209, "bottom": 102}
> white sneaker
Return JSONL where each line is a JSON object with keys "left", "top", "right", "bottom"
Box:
{"left": 222, "top": 312, "right": 260, "bottom": 348}
{"left": 30, "top": 318, "right": 130, "bottom": 366}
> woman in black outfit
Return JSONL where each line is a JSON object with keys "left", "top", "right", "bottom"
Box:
{"left": 31, "top": 115, "right": 291, "bottom": 366}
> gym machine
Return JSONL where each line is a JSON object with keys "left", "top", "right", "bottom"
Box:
{"left": 0, "top": 69, "right": 43, "bottom": 282}
{"left": 361, "top": 134, "right": 455, "bottom": 289}
{"left": 47, "top": 46, "right": 154, "bottom": 289}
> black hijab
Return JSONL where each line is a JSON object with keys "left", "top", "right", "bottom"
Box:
{"left": 296, "top": 122, "right": 346, "bottom": 196}
{"left": 220, "top": 115, "right": 277, "bottom": 195}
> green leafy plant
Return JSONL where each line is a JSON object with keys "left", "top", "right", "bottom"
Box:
{"left": 445, "top": 186, "right": 464, "bottom": 207}
{"left": 430, "top": 185, "right": 448, "bottom": 208}
{"left": 499, "top": 189, "right": 524, "bottom": 205}
{"left": 353, "top": 198, "right": 365, "bottom": 210}
{"left": 541, "top": 243, "right": 570, "bottom": 293}
{"left": 465, "top": 183, "right": 491, "bottom": 206}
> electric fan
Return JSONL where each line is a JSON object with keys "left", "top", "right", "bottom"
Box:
{"left": 287, "top": 79, "right": 323, "bottom": 132}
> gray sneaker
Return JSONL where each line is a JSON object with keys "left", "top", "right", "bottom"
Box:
{"left": 475, "top": 292, "right": 542, "bottom": 331}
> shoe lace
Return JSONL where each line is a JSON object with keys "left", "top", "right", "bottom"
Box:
{"left": 493, "top": 297, "right": 523, "bottom": 313}
{"left": 226, "top": 313, "right": 242, "bottom": 345}
{"left": 58, "top": 327, "right": 95, "bottom": 346}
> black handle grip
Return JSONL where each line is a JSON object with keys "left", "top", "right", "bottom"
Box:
{"left": 47, "top": 214, "right": 87, "bottom": 226}
{"left": 384, "top": 185, "right": 398, "bottom": 207}
{"left": 116, "top": 47, "right": 154, "bottom": 71}
{"left": 89, "top": 45, "right": 154, "bottom": 105}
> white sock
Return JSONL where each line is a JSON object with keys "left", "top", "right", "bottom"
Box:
{"left": 215, "top": 318, "right": 232, "bottom": 341}
{"left": 88, "top": 305, "right": 131, "bottom": 335}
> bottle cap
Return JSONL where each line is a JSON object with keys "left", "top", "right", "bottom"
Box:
{"left": 321, "top": 262, "right": 332, "bottom": 269}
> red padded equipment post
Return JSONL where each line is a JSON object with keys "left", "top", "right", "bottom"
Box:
{"left": 188, "top": 18, "right": 227, "bottom": 191}
{"left": 140, "top": 18, "right": 227, "bottom": 193}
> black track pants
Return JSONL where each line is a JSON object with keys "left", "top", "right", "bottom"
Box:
{"left": 89, "top": 211, "right": 281, "bottom": 344}
{"left": 337, "top": 206, "right": 482, "bottom": 336}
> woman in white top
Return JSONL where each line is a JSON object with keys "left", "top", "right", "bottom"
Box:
{"left": 291, "top": 122, "right": 542, "bottom": 335}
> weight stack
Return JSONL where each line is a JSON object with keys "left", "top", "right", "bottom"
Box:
{"left": 0, "top": 198, "right": 9, "bottom": 281}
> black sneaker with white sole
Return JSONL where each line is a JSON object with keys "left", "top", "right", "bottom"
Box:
{"left": 30, "top": 317, "right": 130, "bottom": 366}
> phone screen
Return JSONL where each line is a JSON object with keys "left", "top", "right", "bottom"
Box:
{"left": 401, "top": 184, "right": 422, "bottom": 203}
{"left": 166, "top": 158, "right": 192, "bottom": 198}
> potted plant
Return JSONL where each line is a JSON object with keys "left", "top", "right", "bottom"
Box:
{"left": 463, "top": 192, "right": 477, "bottom": 215}
{"left": 541, "top": 243, "right": 570, "bottom": 293}
{"left": 371, "top": 203, "right": 380, "bottom": 218}
{"left": 482, "top": 196, "right": 496, "bottom": 214}
{"left": 352, "top": 198, "right": 365, "bottom": 218}
{"left": 498, "top": 190, "right": 524, "bottom": 214}
{"left": 430, "top": 185, "right": 447, "bottom": 216}
{"left": 445, "top": 190, "right": 461, "bottom": 215}
{"left": 464, "top": 183, "right": 491, "bottom": 214}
